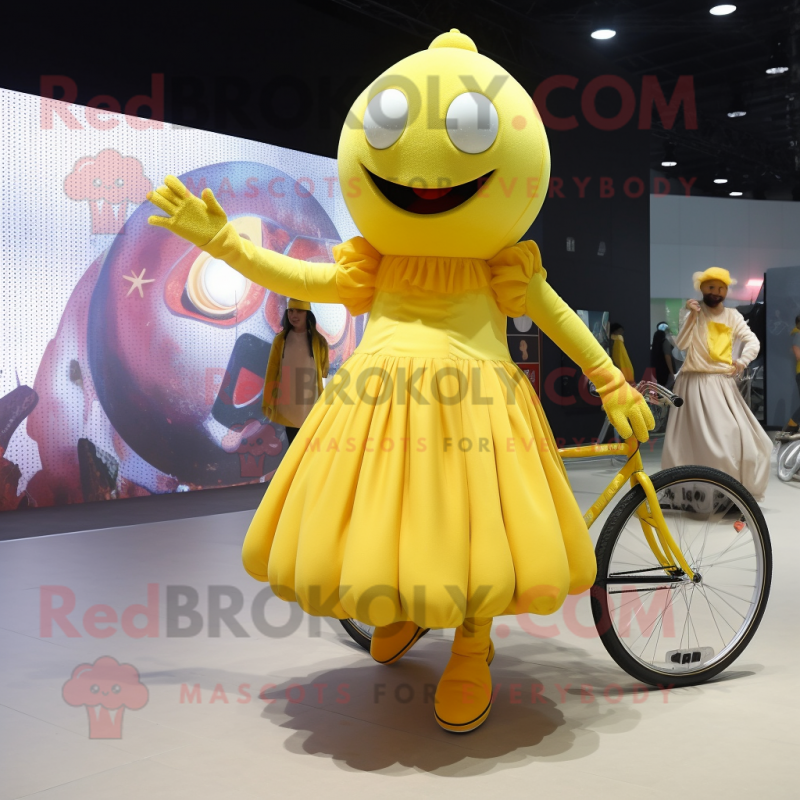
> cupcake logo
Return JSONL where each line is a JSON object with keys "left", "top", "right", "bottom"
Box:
{"left": 62, "top": 656, "right": 148, "bottom": 739}
{"left": 64, "top": 149, "right": 152, "bottom": 235}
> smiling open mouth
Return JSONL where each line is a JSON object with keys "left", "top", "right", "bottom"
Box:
{"left": 364, "top": 168, "right": 494, "bottom": 215}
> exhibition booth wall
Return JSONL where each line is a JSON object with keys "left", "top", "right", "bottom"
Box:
{"left": 649, "top": 194, "right": 800, "bottom": 432}
{"left": 650, "top": 194, "right": 800, "bottom": 330}
{"left": 523, "top": 47, "right": 651, "bottom": 448}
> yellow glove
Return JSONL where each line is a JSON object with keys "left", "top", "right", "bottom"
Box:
{"left": 587, "top": 364, "right": 654, "bottom": 442}
{"left": 147, "top": 175, "right": 227, "bottom": 247}
{"left": 509, "top": 241, "right": 654, "bottom": 442}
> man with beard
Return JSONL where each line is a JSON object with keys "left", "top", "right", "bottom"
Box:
{"left": 662, "top": 267, "right": 772, "bottom": 501}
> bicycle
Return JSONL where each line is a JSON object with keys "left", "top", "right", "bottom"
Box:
{"left": 595, "top": 379, "right": 682, "bottom": 467}
{"left": 341, "top": 382, "right": 772, "bottom": 688}
{"left": 777, "top": 438, "right": 800, "bottom": 482}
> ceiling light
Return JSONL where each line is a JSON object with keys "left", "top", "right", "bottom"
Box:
{"left": 591, "top": 28, "right": 616, "bottom": 40}
{"left": 710, "top": 5, "right": 736, "bottom": 15}
{"left": 766, "top": 41, "right": 789, "bottom": 74}
{"left": 713, "top": 163, "right": 728, "bottom": 184}
{"left": 661, "top": 142, "right": 677, "bottom": 167}
{"left": 729, "top": 191, "right": 743, "bottom": 196}
{"left": 727, "top": 88, "right": 746, "bottom": 118}
{"left": 714, "top": 177, "right": 728, "bottom": 184}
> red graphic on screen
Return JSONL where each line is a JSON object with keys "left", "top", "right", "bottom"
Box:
{"left": 64, "top": 149, "right": 152, "bottom": 235}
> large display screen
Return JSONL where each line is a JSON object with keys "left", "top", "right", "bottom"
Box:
{"left": 0, "top": 88, "right": 361, "bottom": 510}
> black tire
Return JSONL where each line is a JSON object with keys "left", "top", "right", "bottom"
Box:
{"left": 340, "top": 619, "right": 373, "bottom": 652}
{"left": 592, "top": 466, "right": 772, "bottom": 687}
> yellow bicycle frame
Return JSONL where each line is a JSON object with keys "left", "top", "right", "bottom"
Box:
{"left": 559, "top": 438, "right": 695, "bottom": 579}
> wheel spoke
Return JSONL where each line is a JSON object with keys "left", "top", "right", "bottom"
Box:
{"left": 698, "top": 584, "right": 728, "bottom": 649}
{"left": 697, "top": 586, "right": 741, "bottom": 634}
{"left": 698, "top": 532, "right": 752, "bottom": 572}
{"left": 700, "top": 584, "right": 748, "bottom": 622}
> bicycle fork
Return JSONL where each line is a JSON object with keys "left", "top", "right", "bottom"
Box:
{"left": 631, "top": 469, "right": 695, "bottom": 581}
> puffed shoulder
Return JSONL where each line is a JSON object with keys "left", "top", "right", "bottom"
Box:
{"left": 333, "top": 237, "right": 382, "bottom": 316}
{"left": 487, "top": 240, "right": 547, "bottom": 317}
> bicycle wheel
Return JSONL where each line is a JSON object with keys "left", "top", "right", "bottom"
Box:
{"left": 777, "top": 440, "right": 800, "bottom": 482}
{"left": 340, "top": 619, "right": 374, "bottom": 652}
{"left": 592, "top": 466, "right": 771, "bottom": 687}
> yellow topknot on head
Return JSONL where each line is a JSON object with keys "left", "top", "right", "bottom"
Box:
{"left": 428, "top": 29, "right": 478, "bottom": 52}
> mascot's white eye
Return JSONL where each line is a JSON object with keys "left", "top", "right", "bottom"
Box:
{"left": 364, "top": 88, "right": 408, "bottom": 149}
{"left": 446, "top": 92, "right": 499, "bottom": 154}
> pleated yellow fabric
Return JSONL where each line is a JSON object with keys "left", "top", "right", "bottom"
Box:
{"left": 241, "top": 243, "right": 597, "bottom": 629}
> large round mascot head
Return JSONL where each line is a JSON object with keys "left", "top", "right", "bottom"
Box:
{"left": 338, "top": 29, "right": 550, "bottom": 259}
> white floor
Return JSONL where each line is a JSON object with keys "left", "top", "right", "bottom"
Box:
{"left": 1, "top": 443, "right": 798, "bottom": 799}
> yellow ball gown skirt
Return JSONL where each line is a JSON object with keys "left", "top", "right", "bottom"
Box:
{"left": 241, "top": 239, "right": 597, "bottom": 629}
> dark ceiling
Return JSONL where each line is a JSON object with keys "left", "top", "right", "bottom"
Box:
{"left": 311, "top": 0, "right": 798, "bottom": 200}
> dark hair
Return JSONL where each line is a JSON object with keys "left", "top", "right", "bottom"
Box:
{"left": 610, "top": 322, "right": 623, "bottom": 335}
{"left": 796, "top": 314, "right": 800, "bottom": 327}
{"left": 651, "top": 329, "right": 666, "bottom": 350}
{"left": 651, "top": 328, "right": 669, "bottom": 382}
{"left": 281, "top": 308, "right": 319, "bottom": 357}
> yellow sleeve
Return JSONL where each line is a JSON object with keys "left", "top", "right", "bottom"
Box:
{"left": 203, "top": 222, "right": 341, "bottom": 303}
{"left": 525, "top": 272, "right": 616, "bottom": 381}
{"left": 524, "top": 268, "right": 654, "bottom": 442}
{"left": 321, "top": 338, "right": 330, "bottom": 378}
{"left": 490, "top": 239, "right": 621, "bottom": 383}
{"left": 261, "top": 334, "right": 284, "bottom": 422}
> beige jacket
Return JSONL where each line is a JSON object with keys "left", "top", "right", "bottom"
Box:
{"left": 676, "top": 305, "right": 759, "bottom": 374}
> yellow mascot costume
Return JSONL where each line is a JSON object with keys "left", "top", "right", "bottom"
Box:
{"left": 148, "top": 29, "right": 654, "bottom": 733}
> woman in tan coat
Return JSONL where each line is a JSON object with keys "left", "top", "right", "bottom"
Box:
{"left": 662, "top": 268, "right": 772, "bottom": 500}
{"left": 263, "top": 299, "right": 329, "bottom": 445}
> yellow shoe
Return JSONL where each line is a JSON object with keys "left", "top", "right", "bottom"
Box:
{"left": 434, "top": 618, "right": 494, "bottom": 733}
{"left": 369, "top": 621, "right": 429, "bottom": 665}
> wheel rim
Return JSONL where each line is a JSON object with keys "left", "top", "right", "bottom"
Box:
{"left": 601, "top": 479, "right": 766, "bottom": 678}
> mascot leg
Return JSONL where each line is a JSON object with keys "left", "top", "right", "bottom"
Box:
{"left": 434, "top": 617, "right": 494, "bottom": 733}
{"left": 369, "top": 621, "right": 429, "bottom": 665}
